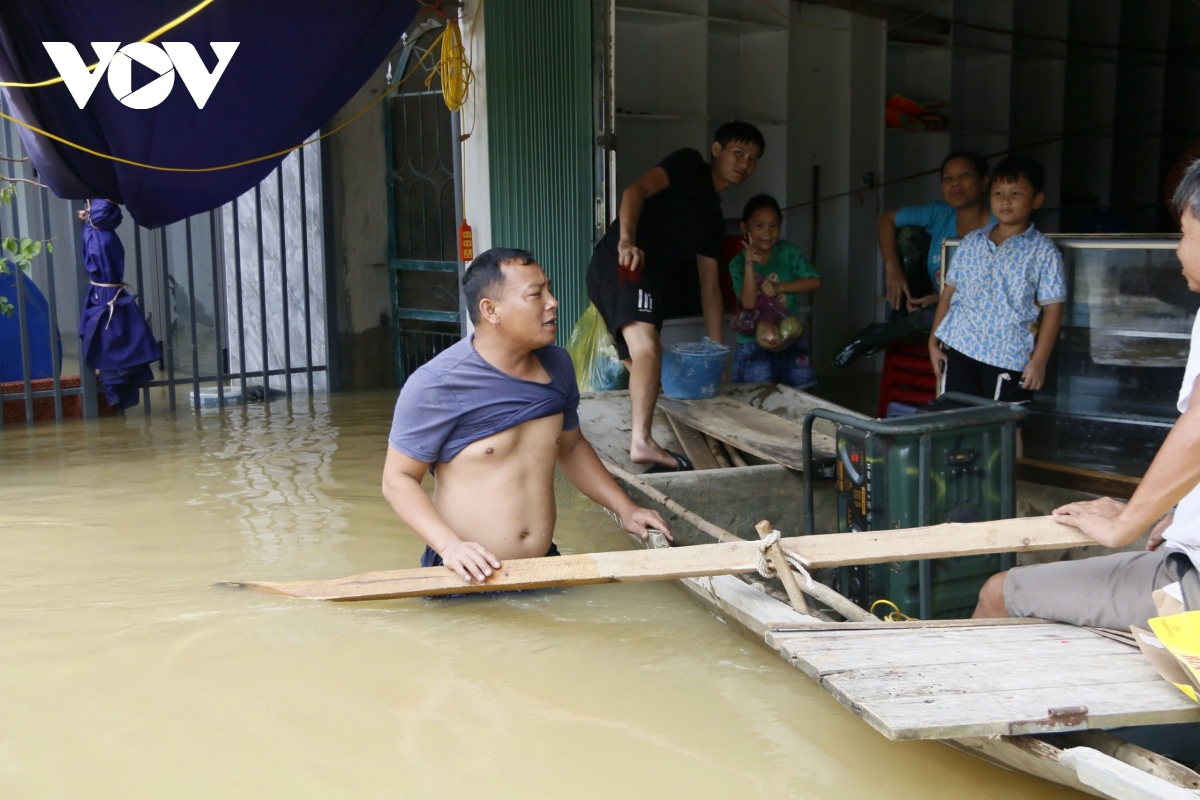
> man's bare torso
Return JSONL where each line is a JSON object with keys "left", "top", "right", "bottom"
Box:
{"left": 432, "top": 413, "right": 563, "bottom": 560}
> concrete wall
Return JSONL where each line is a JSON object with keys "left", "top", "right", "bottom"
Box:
{"left": 325, "top": 51, "right": 397, "bottom": 391}
{"left": 786, "top": 5, "right": 886, "bottom": 378}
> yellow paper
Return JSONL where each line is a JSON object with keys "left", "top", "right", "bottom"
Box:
{"left": 1147, "top": 610, "right": 1200, "bottom": 702}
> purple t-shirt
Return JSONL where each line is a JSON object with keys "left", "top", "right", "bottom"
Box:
{"left": 388, "top": 336, "right": 580, "bottom": 465}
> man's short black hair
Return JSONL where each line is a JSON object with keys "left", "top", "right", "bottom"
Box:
{"left": 462, "top": 247, "right": 535, "bottom": 324}
{"left": 1173, "top": 159, "right": 1200, "bottom": 220}
{"left": 989, "top": 155, "right": 1045, "bottom": 195}
{"left": 714, "top": 121, "right": 766, "bottom": 155}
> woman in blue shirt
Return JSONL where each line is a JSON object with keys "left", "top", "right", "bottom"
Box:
{"left": 876, "top": 152, "right": 992, "bottom": 311}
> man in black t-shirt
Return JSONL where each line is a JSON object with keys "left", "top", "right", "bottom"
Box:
{"left": 586, "top": 121, "right": 765, "bottom": 471}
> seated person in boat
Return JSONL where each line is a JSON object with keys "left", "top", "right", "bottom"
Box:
{"left": 973, "top": 161, "right": 1200, "bottom": 629}
{"left": 382, "top": 247, "right": 670, "bottom": 583}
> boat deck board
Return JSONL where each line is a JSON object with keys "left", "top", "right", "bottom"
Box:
{"left": 769, "top": 623, "right": 1200, "bottom": 741}
{"left": 658, "top": 395, "right": 835, "bottom": 469}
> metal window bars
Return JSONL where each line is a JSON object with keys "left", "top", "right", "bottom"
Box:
{"left": 0, "top": 100, "right": 330, "bottom": 428}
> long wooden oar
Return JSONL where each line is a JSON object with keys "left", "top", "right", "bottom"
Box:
{"left": 224, "top": 540, "right": 769, "bottom": 601}
{"left": 225, "top": 516, "right": 1097, "bottom": 602}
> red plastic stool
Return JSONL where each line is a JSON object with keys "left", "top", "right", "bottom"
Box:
{"left": 877, "top": 341, "right": 938, "bottom": 418}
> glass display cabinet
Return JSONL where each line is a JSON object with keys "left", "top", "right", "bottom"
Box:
{"left": 942, "top": 234, "right": 1193, "bottom": 475}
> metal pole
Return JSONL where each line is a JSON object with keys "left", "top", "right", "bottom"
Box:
{"left": 184, "top": 217, "right": 201, "bottom": 411}
{"left": 1000, "top": 420, "right": 1017, "bottom": 572}
{"left": 450, "top": 110, "right": 467, "bottom": 339}
{"left": 802, "top": 410, "right": 817, "bottom": 537}
{"left": 208, "top": 210, "right": 225, "bottom": 409}
{"left": 159, "top": 226, "right": 176, "bottom": 411}
{"left": 232, "top": 197, "right": 247, "bottom": 400}
{"left": 919, "top": 432, "right": 933, "bottom": 620}
{"left": 74, "top": 200, "right": 99, "bottom": 420}
{"left": 320, "top": 135, "right": 340, "bottom": 391}
{"left": 12, "top": 246, "right": 33, "bottom": 424}
{"left": 38, "top": 188, "right": 62, "bottom": 422}
{"left": 133, "top": 225, "right": 151, "bottom": 414}
{"left": 299, "top": 145, "right": 313, "bottom": 395}
{"left": 1, "top": 110, "right": 33, "bottom": 425}
{"left": 255, "top": 185, "right": 270, "bottom": 398}
{"left": 277, "top": 167, "right": 291, "bottom": 398}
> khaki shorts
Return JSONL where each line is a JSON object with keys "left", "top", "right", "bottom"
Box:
{"left": 1004, "top": 549, "right": 1199, "bottom": 630}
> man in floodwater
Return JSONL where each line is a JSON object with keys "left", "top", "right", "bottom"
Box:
{"left": 973, "top": 161, "right": 1200, "bottom": 629}
{"left": 382, "top": 247, "right": 671, "bottom": 583}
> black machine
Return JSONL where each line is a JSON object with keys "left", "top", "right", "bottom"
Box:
{"left": 802, "top": 394, "right": 1027, "bottom": 619}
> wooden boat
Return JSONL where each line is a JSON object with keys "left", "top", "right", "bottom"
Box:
{"left": 578, "top": 383, "right": 1200, "bottom": 800}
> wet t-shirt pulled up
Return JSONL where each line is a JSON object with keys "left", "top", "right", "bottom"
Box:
{"left": 388, "top": 336, "right": 580, "bottom": 465}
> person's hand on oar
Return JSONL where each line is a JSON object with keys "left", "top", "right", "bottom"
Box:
{"left": 620, "top": 504, "right": 672, "bottom": 542}
{"left": 439, "top": 539, "right": 502, "bottom": 583}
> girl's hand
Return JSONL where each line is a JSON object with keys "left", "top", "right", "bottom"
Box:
{"left": 761, "top": 279, "right": 779, "bottom": 298}
{"left": 743, "top": 235, "right": 760, "bottom": 266}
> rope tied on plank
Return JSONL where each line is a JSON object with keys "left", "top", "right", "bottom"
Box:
{"left": 755, "top": 529, "right": 817, "bottom": 592}
{"left": 755, "top": 531, "right": 782, "bottom": 578}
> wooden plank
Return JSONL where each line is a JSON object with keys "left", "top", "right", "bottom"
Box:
{"left": 824, "top": 653, "right": 1160, "bottom": 700}
{"left": 1065, "top": 731, "right": 1200, "bottom": 791}
{"left": 766, "top": 617, "right": 1051, "bottom": 635}
{"left": 1058, "top": 747, "right": 1200, "bottom": 800}
{"left": 666, "top": 416, "right": 720, "bottom": 470}
{"left": 1018, "top": 458, "right": 1142, "bottom": 500}
{"left": 604, "top": 459, "right": 875, "bottom": 622}
{"left": 768, "top": 384, "right": 871, "bottom": 422}
{"left": 702, "top": 433, "right": 733, "bottom": 468}
{"left": 227, "top": 540, "right": 772, "bottom": 600}
{"left": 680, "top": 573, "right": 816, "bottom": 637}
{"left": 756, "top": 519, "right": 810, "bottom": 614}
{"left": 953, "top": 737, "right": 1101, "bottom": 798}
{"left": 779, "top": 516, "right": 1096, "bottom": 568}
{"left": 851, "top": 681, "right": 1200, "bottom": 741}
{"left": 775, "top": 626, "right": 1117, "bottom": 678}
{"left": 658, "top": 395, "right": 834, "bottom": 469}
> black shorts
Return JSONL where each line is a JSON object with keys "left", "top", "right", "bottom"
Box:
{"left": 942, "top": 347, "right": 1032, "bottom": 404}
{"left": 586, "top": 255, "right": 663, "bottom": 361}
{"left": 420, "top": 541, "right": 561, "bottom": 568}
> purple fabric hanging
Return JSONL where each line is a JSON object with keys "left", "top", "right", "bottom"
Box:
{"left": 80, "top": 199, "right": 160, "bottom": 409}
{"left": 0, "top": 0, "right": 418, "bottom": 227}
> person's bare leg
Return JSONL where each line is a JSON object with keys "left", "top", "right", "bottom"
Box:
{"left": 972, "top": 571, "right": 1012, "bottom": 619}
{"left": 623, "top": 322, "right": 674, "bottom": 468}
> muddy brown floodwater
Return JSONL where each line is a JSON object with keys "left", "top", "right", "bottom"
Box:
{"left": 0, "top": 391, "right": 1084, "bottom": 799}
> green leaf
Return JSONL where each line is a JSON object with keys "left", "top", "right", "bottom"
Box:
{"left": 20, "top": 238, "right": 31, "bottom": 250}
{"left": 45, "top": 242, "right": 52, "bottom": 254}
{"left": 2, "top": 238, "right": 16, "bottom": 255}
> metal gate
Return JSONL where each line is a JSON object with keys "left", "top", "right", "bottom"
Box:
{"left": 0, "top": 95, "right": 331, "bottom": 428}
{"left": 385, "top": 24, "right": 464, "bottom": 385}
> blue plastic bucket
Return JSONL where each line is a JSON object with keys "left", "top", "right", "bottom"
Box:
{"left": 661, "top": 340, "right": 730, "bottom": 400}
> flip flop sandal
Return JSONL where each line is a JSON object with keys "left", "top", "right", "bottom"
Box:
{"left": 644, "top": 450, "right": 694, "bottom": 474}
